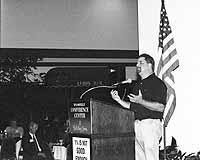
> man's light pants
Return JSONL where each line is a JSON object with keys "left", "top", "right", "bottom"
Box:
{"left": 135, "top": 119, "right": 162, "bottom": 160}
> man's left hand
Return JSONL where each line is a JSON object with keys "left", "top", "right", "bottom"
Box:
{"left": 128, "top": 90, "right": 143, "bottom": 104}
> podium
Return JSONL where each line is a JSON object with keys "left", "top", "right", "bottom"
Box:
{"left": 69, "top": 98, "right": 135, "bottom": 160}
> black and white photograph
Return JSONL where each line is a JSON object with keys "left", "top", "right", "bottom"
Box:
{"left": 0, "top": 0, "right": 200, "bottom": 160}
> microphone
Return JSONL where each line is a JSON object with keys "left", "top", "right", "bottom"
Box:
{"left": 113, "top": 78, "right": 132, "bottom": 86}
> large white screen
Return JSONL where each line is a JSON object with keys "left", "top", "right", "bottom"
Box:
{"left": 1, "top": 0, "right": 138, "bottom": 50}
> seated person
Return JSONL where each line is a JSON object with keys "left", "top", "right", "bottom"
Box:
{"left": 0, "top": 137, "right": 16, "bottom": 160}
{"left": 5, "top": 120, "right": 24, "bottom": 140}
{"left": 5, "top": 119, "right": 24, "bottom": 159}
{"left": 22, "top": 121, "right": 54, "bottom": 160}
{"left": 63, "top": 120, "right": 70, "bottom": 147}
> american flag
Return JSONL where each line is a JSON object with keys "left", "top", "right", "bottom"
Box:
{"left": 157, "top": 0, "right": 179, "bottom": 127}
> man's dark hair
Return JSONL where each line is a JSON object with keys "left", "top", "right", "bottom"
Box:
{"left": 139, "top": 53, "right": 155, "bottom": 71}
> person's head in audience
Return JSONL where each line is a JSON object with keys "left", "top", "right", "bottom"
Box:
{"left": 29, "top": 121, "right": 38, "bottom": 135}
{"left": 11, "top": 120, "right": 17, "bottom": 126}
{"left": 6, "top": 118, "right": 24, "bottom": 138}
{"left": 7, "top": 119, "right": 18, "bottom": 128}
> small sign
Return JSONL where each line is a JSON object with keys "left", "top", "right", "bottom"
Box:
{"left": 72, "top": 137, "right": 90, "bottom": 160}
{"left": 69, "top": 101, "right": 91, "bottom": 134}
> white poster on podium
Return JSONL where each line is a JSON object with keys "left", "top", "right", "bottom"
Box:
{"left": 72, "top": 137, "right": 90, "bottom": 160}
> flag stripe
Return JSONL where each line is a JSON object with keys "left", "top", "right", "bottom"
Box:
{"left": 163, "top": 38, "right": 174, "bottom": 53}
{"left": 162, "top": 41, "right": 176, "bottom": 60}
{"left": 164, "top": 93, "right": 176, "bottom": 126}
{"left": 158, "top": 54, "right": 178, "bottom": 79}
{"left": 161, "top": 50, "right": 178, "bottom": 77}
{"left": 163, "top": 76, "right": 176, "bottom": 126}
{"left": 164, "top": 75, "right": 175, "bottom": 89}
{"left": 164, "top": 77, "right": 175, "bottom": 100}
{"left": 163, "top": 31, "right": 173, "bottom": 46}
{"left": 162, "top": 59, "right": 179, "bottom": 81}
{"left": 163, "top": 48, "right": 177, "bottom": 66}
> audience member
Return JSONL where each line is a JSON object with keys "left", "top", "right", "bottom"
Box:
{"left": 4, "top": 119, "right": 24, "bottom": 159}
{"left": 5, "top": 119, "right": 24, "bottom": 140}
{"left": 22, "top": 121, "right": 54, "bottom": 160}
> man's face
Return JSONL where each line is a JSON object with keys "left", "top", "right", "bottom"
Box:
{"left": 29, "top": 123, "right": 38, "bottom": 134}
{"left": 136, "top": 57, "right": 150, "bottom": 75}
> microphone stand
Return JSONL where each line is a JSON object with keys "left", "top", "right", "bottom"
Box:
{"left": 79, "top": 85, "right": 117, "bottom": 99}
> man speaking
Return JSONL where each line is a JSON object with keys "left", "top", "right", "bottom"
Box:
{"left": 111, "top": 53, "right": 167, "bottom": 160}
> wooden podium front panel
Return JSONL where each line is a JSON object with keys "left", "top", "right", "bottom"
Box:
{"left": 90, "top": 99, "right": 134, "bottom": 135}
{"left": 92, "top": 136, "right": 135, "bottom": 160}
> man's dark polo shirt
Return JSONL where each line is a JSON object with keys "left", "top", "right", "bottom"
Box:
{"left": 129, "top": 73, "right": 167, "bottom": 120}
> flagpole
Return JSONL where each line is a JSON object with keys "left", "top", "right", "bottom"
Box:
{"left": 163, "top": 123, "right": 167, "bottom": 160}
